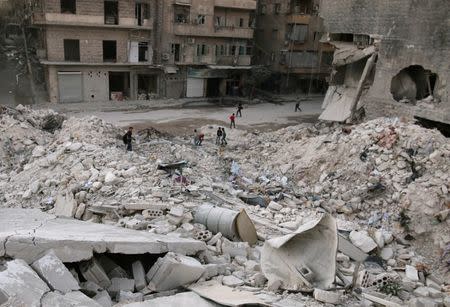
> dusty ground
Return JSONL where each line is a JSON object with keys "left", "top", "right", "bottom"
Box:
{"left": 71, "top": 100, "right": 323, "bottom": 136}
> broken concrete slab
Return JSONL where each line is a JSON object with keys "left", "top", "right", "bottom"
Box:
{"left": 314, "top": 288, "right": 341, "bottom": 304}
{"left": 41, "top": 291, "right": 103, "bottom": 307}
{"left": 132, "top": 260, "right": 146, "bottom": 291}
{"left": 146, "top": 252, "right": 205, "bottom": 292}
{"left": 54, "top": 192, "right": 78, "bottom": 217}
{"left": 117, "top": 291, "right": 144, "bottom": 303}
{"left": 188, "top": 280, "right": 270, "bottom": 306}
{"left": 93, "top": 290, "right": 112, "bottom": 307}
{"left": 261, "top": 214, "right": 337, "bottom": 291}
{"left": 349, "top": 230, "right": 377, "bottom": 253}
{"left": 80, "top": 258, "right": 112, "bottom": 289}
{"left": 107, "top": 277, "right": 135, "bottom": 298}
{"left": 0, "top": 259, "right": 50, "bottom": 307}
{"left": 0, "top": 208, "right": 206, "bottom": 263}
{"left": 31, "top": 250, "right": 80, "bottom": 293}
{"left": 123, "top": 291, "right": 220, "bottom": 307}
{"left": 338, "top": 234, "right": 368, "bottom": 262}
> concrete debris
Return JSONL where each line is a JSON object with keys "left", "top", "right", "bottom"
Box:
{"left": 0, "top": 208, "right": 206, "bottom": 263}
{"left": 147, "top": 253, "right": 205, "bottom": 292}
{"left": 31, "top": 250, "right": 80, "bottom": 293}
{"left": 314, "top": 288, "right": 341, "bottom": 304}
{"left": 349, "top": 230, "right": 378, "bottom": 253}
{"left": 124, "top": 291, "right": 219, "bottom": 307}
{"left": 0, "top": 106, "right": 449, "bottom": 306}
{"left": 41, "top": 291, "right": 103, "bottom": 307}
{"left": 189, "top": 280, "right": 270, "bottom": 306}
{"left": 0, "top": 259, "right": 50, "bottom": 307}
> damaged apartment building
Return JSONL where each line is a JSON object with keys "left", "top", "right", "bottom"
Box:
{"left": 30, "top": 0, "right": 256, "bottom": 102}
{"left": 254, "top": 0, "right": 334, "bottom": 93}
{"left": 318, "top": 0, "right": 450, "bottom": 125}
{"left": 158, "top": 0, "right": 256, "bottom": 98}
{"left": 32, "top": 0, "right": 159, "bottom": 103}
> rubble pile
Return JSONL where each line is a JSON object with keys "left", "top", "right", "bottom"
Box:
{"left": 0, "top": 104, "right": 449, "bottom": 306}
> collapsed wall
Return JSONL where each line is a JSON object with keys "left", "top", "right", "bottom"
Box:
{"left": 319, "top": 0, "right": 450, "bottom": 124}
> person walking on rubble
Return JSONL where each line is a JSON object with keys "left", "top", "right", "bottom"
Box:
{"left": 236, "top": 103, "right": 243, "bottom": 117}
{"left": 123, "top": 127, "right": 134, "bottom": 151}
{"left": 221, "top": 127, "right": 228, "bottom": 145}
{"left": 229, "top": 113, "right": 236, "bottom": 129}
{"left": 295, "top": 101, "right": 302, "bottom": 112}
{"left": 216, "top": 127, "right": 223, "bottom": 145}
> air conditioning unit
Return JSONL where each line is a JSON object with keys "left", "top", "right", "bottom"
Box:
{"left": 187, "top": 38, "right": 195, "bottom": 44}
{"left": 162, "top": 53, "right": 170, "bottom": 61}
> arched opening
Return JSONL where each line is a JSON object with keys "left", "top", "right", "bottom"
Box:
{"left": 390, "top": 65, "right": 438, "bottom": 103}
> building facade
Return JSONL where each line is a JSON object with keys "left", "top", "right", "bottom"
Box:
{"left": 32, "top": 0, "right": 160, "bottom": 103}
{"left": 319, "top": 0, "right": 450, "bottom": 125}
{"left": 156, "top": 0, "right": 256, "bottom": 98}
{"left": 31, "top": 0, "right": 256, "bottom": 102}
{"left": 254, "top": 0, "right": 334, "bottom": 93}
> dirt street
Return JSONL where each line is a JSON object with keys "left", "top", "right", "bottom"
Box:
{"left": 72, "top": 100, "right": 323, "bottom": 135}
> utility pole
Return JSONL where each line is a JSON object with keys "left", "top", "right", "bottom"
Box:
{"left": 285, "top": 23, "right": 296, "bottom": 89}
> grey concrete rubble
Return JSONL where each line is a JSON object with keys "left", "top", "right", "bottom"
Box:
{"left": 0, "top": 259, "right": 50, "bottom": 307}
{"left": 147, "top": 253, "right": 205, "bottom": 292}
{"left": 0, "top": 106, "right": 449, "bottom": 306}
{"left": 31, "top": 250, "right": 80, "bottom": 293}
{"left": 0, "top": 208, "right": 206, "bottom": 263}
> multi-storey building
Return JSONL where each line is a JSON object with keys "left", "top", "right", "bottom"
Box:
{"left": 319, "top": 0, "right": 449, "bottom": 125}
{"left": 156, "top": 0, "right": 256, "bottom": 98}
{"left": 254, "top": 0, "right": 334, "bottom": 93}
{"left": 32, "top": 0, "right": 159, "bottom": 103}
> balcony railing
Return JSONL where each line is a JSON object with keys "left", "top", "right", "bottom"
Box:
{"left": 173, "top": 23, "right": 254, "bottom": 38}
{"left": 214, "top": 0, "right": 256, "bottom": 10}
{"left": 32, "top": 12, "right": 153, "bottom": 30}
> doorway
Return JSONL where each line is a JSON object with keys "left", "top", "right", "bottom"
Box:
{"left": 206, "top": 78, "right": 221, "bottom": 97}
{"left": 108, "top": 72, "right": 130, "bottom": 100}
{"left": 137, "top": 74, "right": 158, "bottom": 99}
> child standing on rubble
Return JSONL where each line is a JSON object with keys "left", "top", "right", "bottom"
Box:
{"left": 216, "top": 127, "right": 223, "bottom": 145}
{"left": 221, "top": 127, "right": 227, "bottom": 145}
{"left": 229, "top": 113, "right": 236, "bottom": 129}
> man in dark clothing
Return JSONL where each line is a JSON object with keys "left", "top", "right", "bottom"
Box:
{"left": 221, "top": 127, "right": 227, "bottom": 145}
{"left": 216, "top": 128, "right": 223, "bottom": 145}
{"left": 295, "top": 101, "right": 302, "bottom": 112}
{"left": 125, "top": 127, "right": 133, "bottom": 151}
{"left": 229, "top": 113, "right": 236, "bottom": 129}
{"left": 236, "top": 103, "right": 243, "bottom": 117}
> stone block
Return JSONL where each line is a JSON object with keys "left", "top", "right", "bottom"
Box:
{"left": 405, "top": 265, "right": 419, "bottom": 282}
{"left": 80, "top": 258, "right": 111, "bottom": 289}
{"left": 132, "top": 260, "right": 147, "bottom": 291}
{"left": 80, "top": 281, "right": 103, "bottom": 297}
{"left": 146, "top": 252, "right": 205, "bottom": 292}
{"left": 314, "top": 288, "right": 341, "bottom": 304}
{"left": 54, "top": 192, "right": 77, "bottom": 217}
{"left": 349, "top": 230, "right": 377, "bottom": 253}
{"left": 408, "top": 297, "right": 439, "bottom": 307}
{"left": 93, "top": 291, "right": 112, "bottom": 307}
{"left": 0, "top": 259, "right": 50, "bottom": 307}
{"left": 107, "top": 278, "right": 135, "bottom": 297}
{"left": 98, "top": 255, "right": 128, "bottom": 279}
{"left": 41, "top": 291, "right": 103, "bottom": 307}
{"left": 117, "top": 291, "right": 144, "bottom": 303}
{"left": 31, "top": 250, "right": 80, "bottom": 293}
{"left": 222, "top": 275, "right": 244, "bottom": 287}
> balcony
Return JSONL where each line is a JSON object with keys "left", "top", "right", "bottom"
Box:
{"left": 214, "top": 0, "right": 256, "bottom": 10}
{"left": 214, "top": 26, "right": 254, "bottom": 39}
{"left": 32, "top": 12, "right": 153, "bottom": 30}
{"left": 216, "top": 55, "right": 251, "bottom": 66}
{"left": 173, "top": 23, "right": 253, "bottom": 38}
{"left": 286, "top": 14, "right": 311, "bottom": 24}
